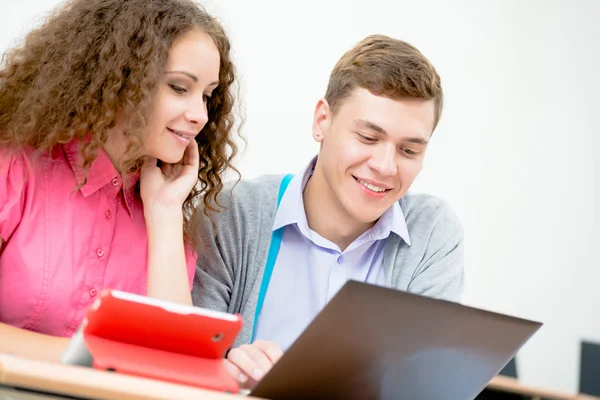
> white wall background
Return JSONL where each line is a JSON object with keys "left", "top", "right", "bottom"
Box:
{"left": 1, "top": 0, "right": 599, "bottom": 394}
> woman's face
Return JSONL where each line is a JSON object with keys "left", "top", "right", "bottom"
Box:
{"left": 143, "top": 28, "right": 221, "bottom": 164}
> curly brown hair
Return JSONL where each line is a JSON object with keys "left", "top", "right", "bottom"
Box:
{"left": 325, "top": 34, "right": 444, "bottom": 131}
{"left": 0, "top": 0, "right": 240, "bottom": 246}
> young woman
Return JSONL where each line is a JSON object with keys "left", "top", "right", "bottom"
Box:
{"left": 0, "top": 0, "right": 238, "bottom": 362}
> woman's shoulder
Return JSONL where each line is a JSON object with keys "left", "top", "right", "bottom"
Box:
{"left": 0, "top": 146, "right": 34, "bottom": 180}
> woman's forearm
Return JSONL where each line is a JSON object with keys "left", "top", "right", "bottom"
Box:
{"left": 0, "top": 322, "right": 69, "bottom": 363}
{"left": 145, "top": 208, "right": 192, "bottom": 305}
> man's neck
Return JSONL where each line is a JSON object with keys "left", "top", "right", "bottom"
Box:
{"left": 302, "top": 165, "right": 374, "bottom": 251}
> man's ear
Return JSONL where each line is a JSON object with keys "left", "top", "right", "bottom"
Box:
{"left": 312, "top": 98, "right": 331, "bottom": 143}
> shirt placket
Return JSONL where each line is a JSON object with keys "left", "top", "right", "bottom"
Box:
{"left": 327, "top": 250, "right": 348, "bottom": 302}
{"left": 326, "top": 240, "right": 380, "bottom": 303}
{"left": 67, "top": 177, "right": 119, "bottom": 335}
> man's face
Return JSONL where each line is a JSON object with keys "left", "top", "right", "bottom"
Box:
{"left": 313, "top": 88, "right": 435, "bottom": 225}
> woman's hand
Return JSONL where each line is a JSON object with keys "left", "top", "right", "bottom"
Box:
{"left": 140, "top": 140, "right": 199, "bottom": 214}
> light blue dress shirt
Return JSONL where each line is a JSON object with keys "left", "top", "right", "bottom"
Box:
{"left": 253, "top": 158, "right": 411, "bottom": 351}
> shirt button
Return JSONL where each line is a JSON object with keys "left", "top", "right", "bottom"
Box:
{"left": 111, "top": 178, "right": 119, "bottom": 186}
{"left": 97, "top": 248, "right": 104, "bottom": 258}
{"left": 105, "top": 210, "right": 112, "bottom": 219}
{"left": 337, "top": 256, "right": 344, "bottom": 264}
{"left": 90, "top": 288, "right": 97, "bottom": 297}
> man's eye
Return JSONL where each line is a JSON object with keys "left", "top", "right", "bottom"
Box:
{"left": 358, "top": 133, "right": 377, "bottom": 143}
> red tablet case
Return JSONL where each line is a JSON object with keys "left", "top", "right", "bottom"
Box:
{"left": 80, "top": 290, "right": 243, "bottom": 393}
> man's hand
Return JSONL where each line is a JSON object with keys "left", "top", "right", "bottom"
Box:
{"left": 223, "top": 340, "right": 283, "bottom": 389}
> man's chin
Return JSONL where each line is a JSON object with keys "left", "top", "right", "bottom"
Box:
{"left": 346, "top": 206, "right": 388, "bottom": 226}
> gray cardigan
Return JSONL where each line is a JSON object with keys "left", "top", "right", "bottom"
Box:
{"left": 192, "top": 174, "right": 465, "bottom": 347}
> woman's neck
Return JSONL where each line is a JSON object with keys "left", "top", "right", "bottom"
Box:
{"left": 103, "top": 127, "right": 130, "bottom": 174}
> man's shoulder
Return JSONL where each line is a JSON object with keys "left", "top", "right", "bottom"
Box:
{"left": 201, "top": 174, "right": 286, "bottom": 227}
{"left": 399, "top": 192, "right": 463, "bottom": 237}
{"left": 219, "top": 174, "right": 284, "bottom": 205}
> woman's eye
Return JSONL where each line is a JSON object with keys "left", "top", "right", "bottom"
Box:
{"left": 169, "top": 84, "right": 187, "bottom": 94}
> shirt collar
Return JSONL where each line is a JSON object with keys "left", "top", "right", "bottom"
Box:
{"left": 272, "top": 156, "right": 411, "bottom": 246}
{"left": 63, "top": 140, "right": 140, "bottom": 217}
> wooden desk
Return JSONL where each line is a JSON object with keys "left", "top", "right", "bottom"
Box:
{"left": 0, "top": 355, "right": 261, "bottom": 400}
{"left": 3, "top": 354, "right": 599, "bottom": 400}
{"left": 484, "top": 375, "right": 599, "bottom": 400}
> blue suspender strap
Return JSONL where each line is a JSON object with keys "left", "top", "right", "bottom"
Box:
{"left": 250, "top": 173, "right": 294, "bottom": 342}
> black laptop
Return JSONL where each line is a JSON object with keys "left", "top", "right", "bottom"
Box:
{"left": 251, "top": 280, "right": 542, "bottom": 400}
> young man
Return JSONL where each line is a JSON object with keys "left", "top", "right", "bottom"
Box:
{"left": 192, "top": 34, "right": 464, "bottom": 387}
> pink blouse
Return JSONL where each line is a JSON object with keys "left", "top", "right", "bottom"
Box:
{"left": 0, "top": 142, "right": 197, "bottom": 337}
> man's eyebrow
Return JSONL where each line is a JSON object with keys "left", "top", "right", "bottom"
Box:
{"left": 356, "top": 119, "right": 387, "bottom": 135}
{"left": 356, "top": 119, "right": 429, "bottom": 144}
{"left": 404, "top": 137, "right": 429, "bottom": 145}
